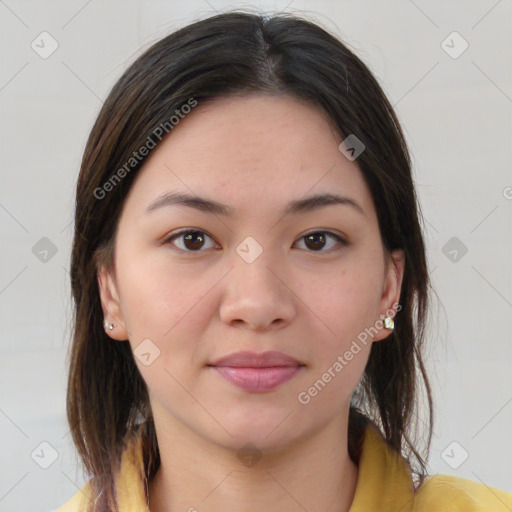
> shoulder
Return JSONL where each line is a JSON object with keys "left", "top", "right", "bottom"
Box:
{"left": 53, "top": 480, "right": 92, "bottom": 512}
{"left": 413, "top": 473, "right": 512, "bottom": 511}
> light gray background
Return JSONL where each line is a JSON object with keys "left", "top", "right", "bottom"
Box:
{"left": 0, "top": 1, "right": 511, "bottom": 510}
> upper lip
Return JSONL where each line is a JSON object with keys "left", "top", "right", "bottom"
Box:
{"left": 208, "top": 350, "right": 305, "bottom": 368}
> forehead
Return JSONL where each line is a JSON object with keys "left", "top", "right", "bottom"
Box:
{"left": 121, "top": 94, "right": 375, "bottom": 221}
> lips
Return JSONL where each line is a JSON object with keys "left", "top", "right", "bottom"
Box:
{"left": 208, "top": 350, "right": 305, "bottom": 392}
{"left": 209, "top": 350, "right": 305, "bottom": 368}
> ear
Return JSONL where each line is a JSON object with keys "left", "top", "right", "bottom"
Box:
{"left": 372, "top": 248, "right": 405, "bottom": 342}
{"left": 97, "top": 264, "right": 130, "bottom": 341}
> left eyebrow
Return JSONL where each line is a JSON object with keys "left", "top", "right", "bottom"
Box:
{"left": 145, "top": 191, "right": 366, "bottom": 217}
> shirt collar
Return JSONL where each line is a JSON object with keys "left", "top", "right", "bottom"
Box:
{"left": 348, "top": 422, "right": 416, "bottom": 511}
{"left": 113, "top": 421, "right": 416, "bottom": 511}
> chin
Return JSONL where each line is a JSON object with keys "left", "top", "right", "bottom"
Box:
{"left": 203, "top": 405, "right": 308, "bottom": 452}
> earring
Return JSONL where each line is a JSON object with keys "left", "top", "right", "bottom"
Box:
{"left": 383, "top": 316, "right": 394, "bottom": 330}
{"left": 104, "top": 321, "right": 116, "bottom": 330}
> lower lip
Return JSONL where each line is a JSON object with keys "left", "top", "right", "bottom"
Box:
{"left": 211, "top": 366, "right": 302, "bottom": 392}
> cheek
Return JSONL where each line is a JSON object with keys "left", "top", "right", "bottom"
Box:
{"left": 118, "top": 248, "right": 211, "bottom": 336}
{"left": 121, "top": 268, "right": 219, "bottom": 392}
{"left": 297, "top": 259, "right": 383, "bottom": 347}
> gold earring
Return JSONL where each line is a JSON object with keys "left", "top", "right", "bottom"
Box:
{"left": 383, "top": 316, "right": 394, "bottom": 330}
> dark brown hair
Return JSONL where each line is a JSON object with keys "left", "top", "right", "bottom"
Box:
{"left": 67, "top": 10, "right": 435, "bottom": 510}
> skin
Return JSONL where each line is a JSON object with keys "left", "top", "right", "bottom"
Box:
{"left": 97, "top": 93, "right": 405, "bottom": 512}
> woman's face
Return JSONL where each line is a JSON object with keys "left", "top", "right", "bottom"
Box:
{"left": 98, "top": 94, "right": 404, "bottom": 452}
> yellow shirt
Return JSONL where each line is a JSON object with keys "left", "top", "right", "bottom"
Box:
{"left": 55, "top": 422, "right": 512, "bottom": 511}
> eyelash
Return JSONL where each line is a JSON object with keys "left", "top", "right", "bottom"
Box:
{"left": 163, "top": 229, "right": 348, "bottom": 254}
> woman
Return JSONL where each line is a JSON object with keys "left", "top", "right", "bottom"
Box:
{"left": 56, "top": 10, "right": 511, "bottom": 512}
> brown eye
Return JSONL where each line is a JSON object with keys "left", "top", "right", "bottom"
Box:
{"left": 165, "top": 230, "right": 217, "bottom": 252}
{"left": 296, "top": 231, "right": 348, "bottom": 252}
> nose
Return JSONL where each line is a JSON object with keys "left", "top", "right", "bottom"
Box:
{"left": 219, "top": 251, "right": 297, "bottom": 331}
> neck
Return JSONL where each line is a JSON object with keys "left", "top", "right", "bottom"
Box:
{"left": 148, "top": 413, "right": 359, "bottom": 512}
